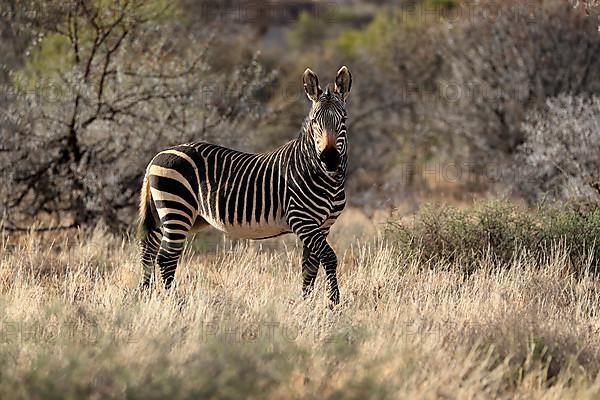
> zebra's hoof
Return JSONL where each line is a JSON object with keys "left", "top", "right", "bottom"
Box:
{"left": 328, "top": 292, "right": 340, "bottom": 308}
{"left": 302, "top": 288, "right": 315, "bottom": 301}
{"left": 138, "top": 280, "right": 154, "bottom": 293}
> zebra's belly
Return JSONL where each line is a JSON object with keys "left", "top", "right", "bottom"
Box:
{"left": 202, "top": 214, "right": 292, "bottom": 240}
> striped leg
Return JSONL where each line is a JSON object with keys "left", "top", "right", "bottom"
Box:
{"left": 294, "top": 224, "right": 340, "bottom": 304}
{"left": 156, "top": 223, "right": 190, "bottom": 289}
{"left": 140, "top": 227, "right": 162, "bottom": 289}
{"left": 302, "top": 246, "right": 320, "bottom": 298}
{"left": 156, "top": 240, "right": 184, "bottom": 289}
{"left": 321, "top": 244, "right": 340, "bottom": 305}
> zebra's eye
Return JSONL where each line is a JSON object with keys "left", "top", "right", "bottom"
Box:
{"left": 311, "top": 118, "right": 318, "bottom": 125}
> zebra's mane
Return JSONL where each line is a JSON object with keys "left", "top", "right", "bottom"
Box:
{"left": 298, "top": 116, "right": 312, "bottom": 139}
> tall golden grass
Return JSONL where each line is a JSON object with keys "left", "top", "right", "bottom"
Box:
{"left": 0, "top": 208, "right": 599, "bottom": 399}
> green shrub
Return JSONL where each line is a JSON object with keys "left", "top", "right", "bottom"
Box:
{"left": 287, "top": 11, "right": 328, "bottom": 50}
{"left": 387, "top": 201, "right": 600, "bottom": 273}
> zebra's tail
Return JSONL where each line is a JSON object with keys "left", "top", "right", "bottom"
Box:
{"left": 136, "top": 173, "right": 155, "bottom": 239}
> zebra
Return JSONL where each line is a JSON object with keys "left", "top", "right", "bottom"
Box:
{"left": 137, "top": 66, "right": 352, "bottom": 304}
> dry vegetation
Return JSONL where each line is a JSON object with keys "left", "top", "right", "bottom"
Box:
{"left": 1, "top": 204, "right": 600, "bottom": 399}
{"left": 1, "top": 1, "right": 599, "bottom": 398}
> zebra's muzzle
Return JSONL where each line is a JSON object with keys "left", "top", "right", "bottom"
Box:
{"left": 319, "top": 147, "right": 341, "bottom": 172}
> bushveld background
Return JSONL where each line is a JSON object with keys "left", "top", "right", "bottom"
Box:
{"left": 0, "top": 0, "right": 600, "bottom": 398}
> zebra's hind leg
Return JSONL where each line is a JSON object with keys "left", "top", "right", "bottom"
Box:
{"left": 140, "top": 227, "right": 162, "bottom": 290}
{"left": 156, "top": 224, "right": 190, "bottom": 289}
{"left": 302, "top": 246, "right": 320, "bottom": 299}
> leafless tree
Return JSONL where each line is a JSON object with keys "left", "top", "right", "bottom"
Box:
{"left": 0, "top": 0, "right": 276, "bottom": 231}
{"left": 443, "top": 1, "right": 600, "bottom": 159}
{"left": 571, "top": 0, "right": 600, "bottom": 17}
{"left": 517, "top": 95, "right": 600, "bottom": 207}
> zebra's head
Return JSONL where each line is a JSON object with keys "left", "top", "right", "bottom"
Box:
{"left": 303, "top": 66, "right": 352, "bottom": 173}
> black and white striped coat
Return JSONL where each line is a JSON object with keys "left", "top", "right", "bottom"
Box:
{"left": 138, "top": 66, "right": 352, "bottom": 304}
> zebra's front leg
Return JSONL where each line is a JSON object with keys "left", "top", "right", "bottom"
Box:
{"left": 319, "top": 227, "right": 339, "bottom": 304}
{"left": 321, "top": 244, "right": 340, "bottom": 305}
{"left": 302, "top": 246, "right": 320, "bottom": 299}
{"left": 295, "top": 225, "right": 340, "bottom": 304}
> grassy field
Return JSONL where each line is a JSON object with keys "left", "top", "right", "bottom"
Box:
{"left": 1, "top": 205, "right": 600, "bottom": 399}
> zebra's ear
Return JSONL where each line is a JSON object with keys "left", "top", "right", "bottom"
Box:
{"left": 334, "top": 66, "right": 352, "bottom": 101}
{"left": 303, "top": 68, "right": 322, "bottom": 102}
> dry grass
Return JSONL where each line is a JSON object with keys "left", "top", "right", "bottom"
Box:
{"left": 1, "top": 213, "right": 600, "bottom": 399}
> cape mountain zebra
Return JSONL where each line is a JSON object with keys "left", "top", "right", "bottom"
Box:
{"left": 137, "top": 66, "right": 352, "bottom": 304}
